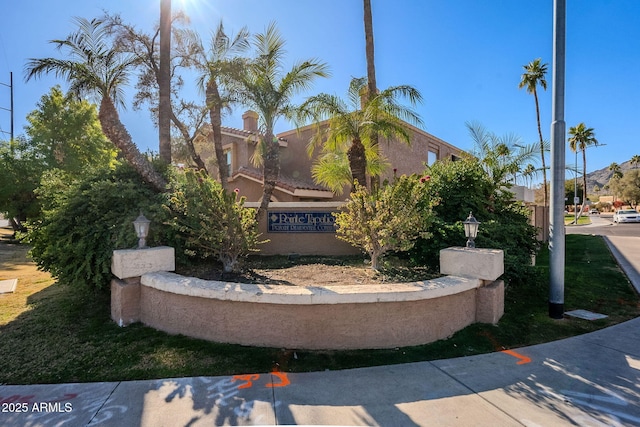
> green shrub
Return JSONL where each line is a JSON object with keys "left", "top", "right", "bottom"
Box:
{"left": 164, "top": 170, "right": 263, "bottom": 273}
{"left": 334, "top": 175, "right": 434, "bottom": 270}
{"left": 409, "top": 158, "right": 539, "bottom": 284}
{"left": 26, "top": 163, "right": 169, "bottom": 291}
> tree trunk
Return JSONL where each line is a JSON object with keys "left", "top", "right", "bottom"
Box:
{"left": 363, "top": 0, "right": 379, "bottom": 190}
{"left": 533, "top": 88, "right": 548, "bottom": 239}
{"left": 170, "top": 109, "right": 207, "bottom": 172}
{"left": 99, "top": 97, "right": 167, "bottom": 192}
{"left": 580, "top": 148, "right": 588, "bottom": 217}
{"left": 206, "top": 80, "right": 229, "bottom": 189}
{"left": 256, "top": 131, "right": 280, "bottom": 219}
{"left": 348, "top": 137, "right": 367, "bottom": 190}
{"left": 158, "top": 0, "right": 172, "bottom": 164}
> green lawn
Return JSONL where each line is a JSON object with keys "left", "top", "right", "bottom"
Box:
{"left": 1, "top": 233, "right": 638, "bottom": 385}
{"left": 565, "top": 214, "right": 591, "bottom": 225}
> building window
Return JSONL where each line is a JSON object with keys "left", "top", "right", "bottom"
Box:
{"left": 225, "top": 150, "right": 232, "bottom": 177}
{"left": 427, "top": 150, "right": 438, "bottom": 166}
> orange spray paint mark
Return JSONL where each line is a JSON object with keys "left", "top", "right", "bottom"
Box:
{"left": 479, "top": 330, "right": 532, "bottom": 365}
{"left": 266, "top": 371, "right": 290, "bottom": 388}
{"left": 231, "top": 374, "right": 260, "bottom": 389}
{"left": 501, "top": 349, "right": 532, "bottom": 365}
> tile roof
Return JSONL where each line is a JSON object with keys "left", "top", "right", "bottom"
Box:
{"left": 234, "top": 166, "right": 331, "bottom": 193}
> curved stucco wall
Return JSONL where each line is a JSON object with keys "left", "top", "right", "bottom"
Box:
{"left": 138, "top": 272, "right": 482, "bottom": 350}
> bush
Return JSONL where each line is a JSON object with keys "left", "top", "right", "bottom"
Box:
{"left": 334, "top": 175, "right": 434, "bottom": 269}
{"left": 409, "top": 158, "right": 539, "bottom": 284}
{"left": 27, "top": 163, "right": 169, "bottom": 291}
{"left": 164, "top": 170, "right": 263, "bottom": 273}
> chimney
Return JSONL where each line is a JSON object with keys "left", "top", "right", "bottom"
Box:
{"left": 242, "top": 110, "right": 259, "bottom": 132}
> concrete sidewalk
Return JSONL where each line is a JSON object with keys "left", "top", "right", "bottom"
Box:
{"left": 1, "top": 233, "right": 639, "bottom": 426}
{"left": 2, "top": 318, "right": 639, "bottom": 426}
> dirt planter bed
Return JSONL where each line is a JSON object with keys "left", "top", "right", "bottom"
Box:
{"left": 111, "top": 246, "right": 505, "bottom": 350}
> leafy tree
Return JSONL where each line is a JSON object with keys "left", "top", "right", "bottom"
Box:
{"left": 194, "top": 22, "right": 250, "bottom": 188}
{"left": 25, "top": 86, "right": 116, "bottom": 173}
{"left": 232, "top": 22, "right": 329, "bottom": 218}
{"left": 568, "top": 123, "right": 599, "bottom": 215}
{"left": 617, "top": 169, "right": 640, "bottom": 207}
{"left": 104, "top": 12, "right": 210, "bottom": 172}
{"left": 25, "top": 17, "right": 167, "bottom": 192}
{"left": 0, "top": 87, "right": 117, "bottom": 231}
{"left": 300, "top": 76, "right": 422, "bottom": 192}
{"left": 334, "top": 175, "right": 433, "bottom": 270}
{"left": 410, "top": 157, "right": 538, "bottom": 284}
{"left": 519, "top": 58, "right": 549, "bottom": 207}
{"left": 165, "top": 169, "right": 262, "bottom": 273}
{"left": 26, "top": 163, "right": 169, "bottom": 290}
{"left": 0, "top": 138, "right": 46, "bottom": 231}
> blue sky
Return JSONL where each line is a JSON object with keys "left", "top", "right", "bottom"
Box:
{"left": 1, "top": 0, "right": 639, "bottom": 177}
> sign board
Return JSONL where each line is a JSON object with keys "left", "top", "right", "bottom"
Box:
{"left": 268, "top": 212, "right": 337, "bottom": 233}
{"left": 574, "top": 197, "right": 580, "bottom": 204}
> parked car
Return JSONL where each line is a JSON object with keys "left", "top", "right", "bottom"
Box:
{"left": 589, "top": 209, "right": 599, "bottom": 214}
{"left": 613, "top": 209, "right": 640, "bottom": 223}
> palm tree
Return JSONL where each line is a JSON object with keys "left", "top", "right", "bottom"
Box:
{"left": 631, "top": 154, "right": 640, "bottom": 169}
{"left": 159, "top": 0, "right": 172, "bottom": 163}
{"left": 300, "top": 76, "right": 422, "bottom": 192}
{"left": 25, "top": 17, "right": 167, "bottom": 192}
{"left": 608, "top": 162, "right": 623, "bottom": 203}
{"left": 363, "top": 0, "right": 379, "bottom": 188}
{"left": 519, "top": 58, "right": 549, "bottom": 206}
{"left": 609, "top": 162, "right": 623, "bottom": 180}
{"left": 233, "top": 22, "right": 329, "bottom": 217}
{"left": 195, "top": 22, "right": 250, "bottom": 189}
{"left": 466, "top": 121, "right": 538, "bottom": 186}
{"left": 568, "top": 123, "right": 598, "bottom": 215}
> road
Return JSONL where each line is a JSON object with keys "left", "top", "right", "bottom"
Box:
{"left": 566, "top": 213, "right": 640, "bottom": 237}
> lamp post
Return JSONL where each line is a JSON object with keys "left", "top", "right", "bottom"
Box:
{"left": 133, "top": 212, "right": 151, "bottom": 249}
{"left": 463, "top": 212, "right": 480, "bottom": 249}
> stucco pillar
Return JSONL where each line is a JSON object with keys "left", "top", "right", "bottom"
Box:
{"left": 111, "top": 247, "right": 175, "bottom": 327}
{"left": 440, "top": 247, "right": 505, "bottom": 324}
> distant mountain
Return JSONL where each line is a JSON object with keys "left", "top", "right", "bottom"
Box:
{"left": 586, "top": 159, "right": 636, "bottom": 195}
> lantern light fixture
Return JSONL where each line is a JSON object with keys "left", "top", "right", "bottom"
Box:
{"left": 463, "top": 211, "right": 480, "bottom": 249}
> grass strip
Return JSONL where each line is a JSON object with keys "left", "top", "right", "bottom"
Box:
{"left": 0, "top": 233, "right": 638, "bottom": 385}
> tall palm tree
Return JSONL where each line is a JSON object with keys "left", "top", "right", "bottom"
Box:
{"left": 300, "top": 76, "right": 422, "bottom": 192}
{"left": 195, "top": 22, "right": 250, "bottom": 189}
{"left": 25, "top": 17, "right": 167, "bottom": 192}
{"left": 159, "top": 0, "right": 172, "bottom": 163}
{"left": 233, "top": 22, "right": 329, "bottom": 218}
{"left": 363, "top": 0, "right": 379, "bottom": 189}
{"left": 568, "top": 123, "right": 598, "bottom": 214}
{"left": 631, "top": 154, "right": 640, "bottom": 169}
{"left": 519, "top": 58, "right": 548, "bottom": 206}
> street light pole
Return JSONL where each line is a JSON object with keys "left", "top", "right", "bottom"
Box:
{"left": 549, "top": 0, "right": 567, "bottom": 319}
{"left": 159, "top": 0, "right": 172, "bottom": 164}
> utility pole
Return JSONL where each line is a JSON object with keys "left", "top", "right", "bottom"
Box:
{"left": 0, "top": 72, "right": 13, "bottom": 141}
{"left": 549, "top": 0, "right": 566, "bottom": 319}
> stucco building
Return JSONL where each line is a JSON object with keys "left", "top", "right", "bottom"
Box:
{"left": 195, "top": 110, "right": 464, "bottom": 202}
